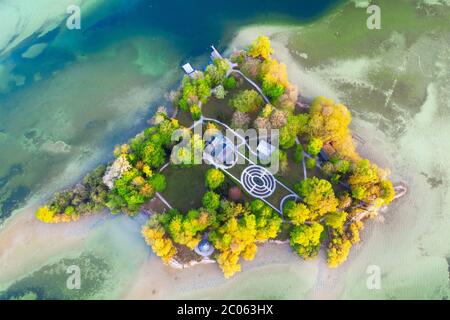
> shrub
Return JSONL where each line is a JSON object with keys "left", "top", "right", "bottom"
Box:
{"left": 202, "top": 191, "right": 221, "bottom": 211}
{"left": 305, "top": 157, "right": 317, "bottom": 170}
{"left": 214, "top": 85, "right": 227, "bottom": 99}
{"left": 229, "top": 90, "right": 264, "bottom": 113}
{"left": 205, "top": 168, "right": 225, "bottom": 190}
{"left": 223, "top": 76, "right": 237, "bottom": 90}
{"left": 189, "top": 104, "right": 201, "bottom": 120}
{"left": 294, "top": 144, "right": 304, "bottom": 164}
{"left": 262, "top": 79, "right": 284, "bottom": 101}
{"left": 306, "top": 138, "right": 323, "bottom": 156}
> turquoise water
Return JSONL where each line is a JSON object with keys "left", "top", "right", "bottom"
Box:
{"left": 0, "top": 0, "right": 342, "bottom": 222}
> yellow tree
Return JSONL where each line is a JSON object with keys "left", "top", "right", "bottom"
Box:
{"left": 306, "top": 97, "right": 359, "bottom": 161}
{"left": 248, "top": 35, "right": 273, "bottom": 60}
{"left": 294, "top": 177, "right": 339, "bottom": 217}
{"left": 35, "top": 206, "right": 57, "bottom": 223}
{"left": 142, "top": 216, "right": 177, "bottom": 263}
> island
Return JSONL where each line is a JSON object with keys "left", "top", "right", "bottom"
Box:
{"left": 35, "top": 36, "right": 404, "bottom": 278}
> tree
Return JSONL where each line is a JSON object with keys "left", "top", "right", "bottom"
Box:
{"left": 325, "top": 211, "right": 348, "bottom": 230}
{"left": 260, "top": 58, "right": 289, "bottom": 89}
{"left": 326, "top": 230, "right": 352, "bottom": 268}
{"left": 306, "top": 138, "right": 323, "bottom": 156}
{"left": 209, "top": 209, "right": 258, "bottom": 278}
{"left": 279, "top": 114, "right": 308, "bottom": 149}
{"left": 270, "top": 110, "right": 287, "bottom": 128}
{"left": 380, "top": 180, "right": 395, "bottom": 205}
{"left": 294, "top": 144, "right": 304, "bottom": 164}
{"left": 165, "top": 209, "right": 213, "bottom": 249}
{"left": 35, "top": 206, "right": 57, "bottom": 223}
{"left": 138, "top": 140, "right": 166, "bottom": 169}
{"left": 254, "top": 116, "right": 271, "bottom": 132}
{"left": 262, "top": 79, "right": 284, "bottom": 101}
{"left": 305, "top": 157, "right": 317, "bottom": 170}
{"left": 150, "top": 173, "right": 166, "bottom": 192}
{"left": 261, "top": 104, "right": 273, "bottom": 118}
{"left": 223, "top": 76, "right": 237, "bottom": 90}
{"left": 276, "top": 84, "right": 299, "bottom": 113}
{"left": 248, "top": 35, "right": 273, "bottom": 60}
{"left": 213, "top": 58, "right": 230, "bottom": 77}
{"left": 294, "top": 177, "right": 338, "bottom": 217}
{"left": 290, "top": 222, "right": 324, "bottom": 259}
{"left": 205, "top": 64, "right": 223, "bottom": 87}
{"left": 278, "top": 149, "right": 289, "bottom": 174}
{"left": 231, "top": 111, "right": 250, "bottom": 129}
{"left": 189, "top": 104, "right": 201, "bottom": 120}
{"left": 241, "top": 57, "right": 262, "bottom": 78}
{"left": 205, "top": 168, "right": 225, "bottom": 190}
{"left": 250, "top": 199, "right": 282, "bottom": 241}
{"left": 214, "top": 85, "right": 227, "bottom": 99}
{"left": 142, "top": 216, "right": 177, "bottom": 263}
{"left": 229, "top": 90, "right": 264, "bottom": 113}
{"left": 348, "top": 159, "right": 385, "bottom": 204}
{"left": 202, "top": 191, "right": 220, "bottom": 211}
{"left": 284, "top": 201, "right": 315, "bottom": 225}
{"left": 306, "top": 96, "right": 358, "bottom": 160}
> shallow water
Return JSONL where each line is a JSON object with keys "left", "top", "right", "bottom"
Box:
{"left": 1, "top": 0, "right": 449, "bottom": 299}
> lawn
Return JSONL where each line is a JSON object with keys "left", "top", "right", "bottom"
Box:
{"left": 160, "top": 164, "right": 209, "bottom": 213}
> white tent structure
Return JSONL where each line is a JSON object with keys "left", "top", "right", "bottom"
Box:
{"left": 257, "top": 140, "right": 275, "bottom": 161}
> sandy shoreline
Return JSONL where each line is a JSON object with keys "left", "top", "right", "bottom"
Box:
{"left": 0, "top": 205, "right": 107, "bottom": 289}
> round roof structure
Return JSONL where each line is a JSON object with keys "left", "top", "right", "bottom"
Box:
{"left": 195, "top": 239, "right": 214, "bottom": 257}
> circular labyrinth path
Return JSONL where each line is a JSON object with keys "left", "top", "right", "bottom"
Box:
{"left": 240, "top": 165, "right": 276, "bottom": 198}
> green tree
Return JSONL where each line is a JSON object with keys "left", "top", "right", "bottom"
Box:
{"left": 262, "top": 79, "right": 284, "bottom": 101}
{"left": 290, "top": 222, "right": 324, "bottom": 259}
{"left": 294, "top": 177, "right": 338, "bottom": 217}
{"left": 223, "top": 76, "right": 237, "bottom": 90}
{"left": 294, "top": 144, "right": 304, "bottom": 164}
{"left": 324, "top": 211, "right": 348, "bottom": 230}
{"left": 250, "top": 199, "right": 282, "bottom": 241}
{"left": 189, "top": 104, "right": 201, "bottom": 120}
{"left": 205, "top": 168, "right": 225, "bottom": 190}
{"left": 305, "top": 157, "right": 317, "bottom": 170}
{"left": 284, "top": 201, "right": 315, "bottom": 225}
{"left": 306, "top": 138, "right": 323, "bottom": 156}
{"left": 229, "top": 90, "right": 264, "bottom": 113}
{"left": 202, "top": 191, "right": 220, "bottom": 211}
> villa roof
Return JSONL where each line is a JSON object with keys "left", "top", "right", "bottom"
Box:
{"left": 181, "top": 63, "right": 194, "bottom": 74}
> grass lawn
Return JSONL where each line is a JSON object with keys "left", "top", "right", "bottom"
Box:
{"left": 160, "top": 164, "right": 210, "bottom": 213}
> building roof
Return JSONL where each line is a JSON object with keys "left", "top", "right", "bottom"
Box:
{"left": 195, "top": 239, "right": 214, "bottom": 257}
{"left": 181, "top": 63, "right": 194, "bottom": 74}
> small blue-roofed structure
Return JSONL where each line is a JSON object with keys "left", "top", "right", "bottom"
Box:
{"left": 194, "top": 238, "right": 214, "bottom": 257}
